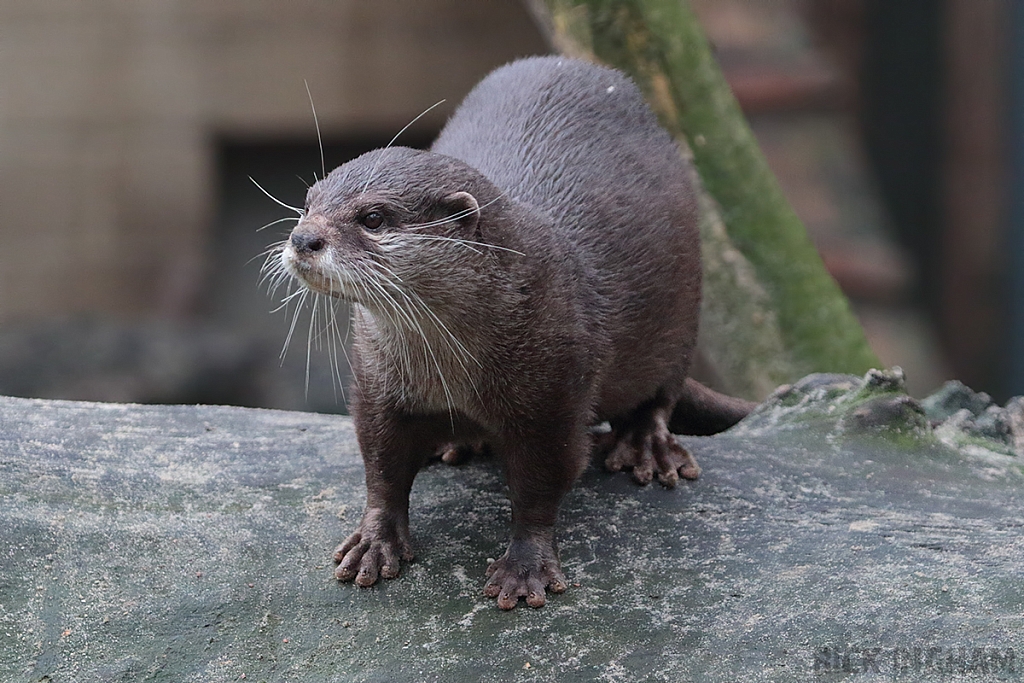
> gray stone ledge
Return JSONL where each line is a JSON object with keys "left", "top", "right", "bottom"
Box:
{"left": 2, "top": 375, "right": 1023, "bottom": 681}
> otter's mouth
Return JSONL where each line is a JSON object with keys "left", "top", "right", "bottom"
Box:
{"left": 280, "top": 248, "right": 362, "bottom": 301}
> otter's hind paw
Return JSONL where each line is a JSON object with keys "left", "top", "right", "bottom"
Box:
{"left": 601, "top": 420, "right": 700, "bottom": 487}
{"left": 434, "top": 440, "right": 489, "bottom": 466}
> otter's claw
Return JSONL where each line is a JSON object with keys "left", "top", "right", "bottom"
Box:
{"left": 483, "top": 538, "right": 567, "bottom": 609}
{"left": 333, "top": 508, "right": 414, "bottom": 585}
{"left": 600, "top": 416, "right": 700, "bottom": 487}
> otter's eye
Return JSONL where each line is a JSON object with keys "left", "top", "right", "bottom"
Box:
{"left": 361, "top": 211, "right": 384, "bottom": 231}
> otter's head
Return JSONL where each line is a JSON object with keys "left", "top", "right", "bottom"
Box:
{"left": 276, "top": 147, "right": 499, "bottom": 309}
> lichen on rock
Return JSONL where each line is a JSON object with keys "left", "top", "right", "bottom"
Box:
{"left": 735, "top": 367, "right": 1024, "bottom": 461}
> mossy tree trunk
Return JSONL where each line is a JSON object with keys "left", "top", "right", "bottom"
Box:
{"left": 528, "top": 0, "right": 880, "bottom": 399}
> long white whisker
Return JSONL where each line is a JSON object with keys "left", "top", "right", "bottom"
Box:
{"left": 362, "top": 278, "right": 417, "bottom": 405}
{"left": 250, "top": 240, "right": 289, "bottom": 268}
{"left": 361, "top": 259, "right": 476, "bottom": 367}
{"left": 361, "top": 99, "right": 447, "bottom": 195}
{"left": 406, "top": 289, "right": 480, "bottom": 373}
{"left": 414, "top": 234, "right": 526, "bottom": 257}
{"left": 315, "top": 294, "right": 338, "bottom": 401}
{"left": 393, "top": 235, "right": 482, "bottom": 255}
{"left": 305, "top": 293, "right": 322, "bottom": 397}
{"left": 388, "top": 234, "right": 524, "bottom": 257}
{"left": 250, "top": 177, "right": 304, "bottom": 215}
{"left": 403, "top": 195, "right": 504, "bottom": 231}
{"left": 269, "top": 297, "right": 295, "bottom": 315}
{"left": 277, "top": 287, "right": 308, "bottom": 306}
{"left": 371, "top": 278, "right": 457, "bottom": 427}
{"left": 366, "top": 265, "right": 480, "bottom": 405}
{"left": 259, "top": 258, "right": 289, "bottom": 288}
{"left": 327, "top": 291, "right": 349, "bottom": 405}
{"left": 352, "top": 281, "right": 401, "bottom": 400}
{"left": 264, "top": 265, "right": 295, "bottom": 303}
{"left": 281, "top": 288, "right": 309, "bottom": 361}
{"left": 256, "top": 216, "right": 300, "bottom": 233}
{"left": 305, "top": 79, "right": 326, "bottom": 181}
{"left": 386, "top": 99, "right": 447, "bottom": 150}
{"left": 365, "top": 260, "right": 405, "bottom": 284}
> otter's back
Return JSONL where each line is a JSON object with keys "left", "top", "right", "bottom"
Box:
{"left": 432, "top": 57, "right": 700, "bottom": 414}
{"left": 432, "top": 57, "right": 686, "bottom": 235}
{"left": 431, "top": 56, "right": 699, "bottom": 292}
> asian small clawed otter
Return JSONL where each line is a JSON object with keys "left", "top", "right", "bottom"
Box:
{"left": 275, "top": 57, "right": 754, "bottom": 610}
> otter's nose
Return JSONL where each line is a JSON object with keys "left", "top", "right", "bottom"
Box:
{"left": 290, "top": 232, "right": 325, "bottom": 254}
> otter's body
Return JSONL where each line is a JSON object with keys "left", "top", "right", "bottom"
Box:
{"left": 278, "top": 57, "right": 752, "bottom": 610}
{"left": 432, "top": 58, "right": 701, "bottom": 421}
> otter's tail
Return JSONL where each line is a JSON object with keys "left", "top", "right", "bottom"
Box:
{"left": 670, "top": 378, "right": 757, "bottom": 436}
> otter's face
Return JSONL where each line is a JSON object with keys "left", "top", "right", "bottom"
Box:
{"left": 274, "top": 147, "right": 484, "bottom": 307}
{"left": 280, "top": 194, "right": 400, "bottom": 301}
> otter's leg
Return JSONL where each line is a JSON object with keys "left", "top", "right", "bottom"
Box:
{"left": 601, "top": 396, "right": 700, "bottom": 488}
{"left": 333, "top": 413, "right": 438, "bottom": 586}
{"left": 484, "top": 428, "right": 587, "bottom": 609}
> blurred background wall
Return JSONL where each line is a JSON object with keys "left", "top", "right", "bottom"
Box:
{"left": 0, "top": 0, "right": 1014, "bottom": 411}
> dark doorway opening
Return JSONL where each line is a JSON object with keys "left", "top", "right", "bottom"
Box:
{"left": 211, "top": 132, "right": 437, "bottom": 413}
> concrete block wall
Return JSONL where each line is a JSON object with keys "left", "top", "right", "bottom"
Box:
{"left": 0, "top": 0, "right": 546, "bottom": 321}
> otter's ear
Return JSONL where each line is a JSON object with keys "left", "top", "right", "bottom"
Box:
{"left": 441, "top": 191, "right": 480, "bottom": 232}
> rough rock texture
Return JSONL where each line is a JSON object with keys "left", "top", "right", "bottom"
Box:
{"left": 2, "top": 371, "right": 1023, "bottom": 681}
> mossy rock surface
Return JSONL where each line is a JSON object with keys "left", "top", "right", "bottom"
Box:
{"left": 2, "top": 376, "right": 1023, "bottom": 681}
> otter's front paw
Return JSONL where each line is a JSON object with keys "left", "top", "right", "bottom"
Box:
{"left": 483, "top": 538, "right": 568, "bottom": 610}
{"left": 333, "top": 508, "right": 414, "bottom": 586}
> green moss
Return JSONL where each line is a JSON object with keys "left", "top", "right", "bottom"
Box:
{"left": 538, "top": 0, "right": 880, "bottom": 380}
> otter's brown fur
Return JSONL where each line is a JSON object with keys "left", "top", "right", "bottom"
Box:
{"left": 279, "top": 57, "right": 753, "bottom": 610}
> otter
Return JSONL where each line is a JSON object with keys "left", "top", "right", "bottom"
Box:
{"left": 276, "top": 56, "right": 754, "bottom": 610}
